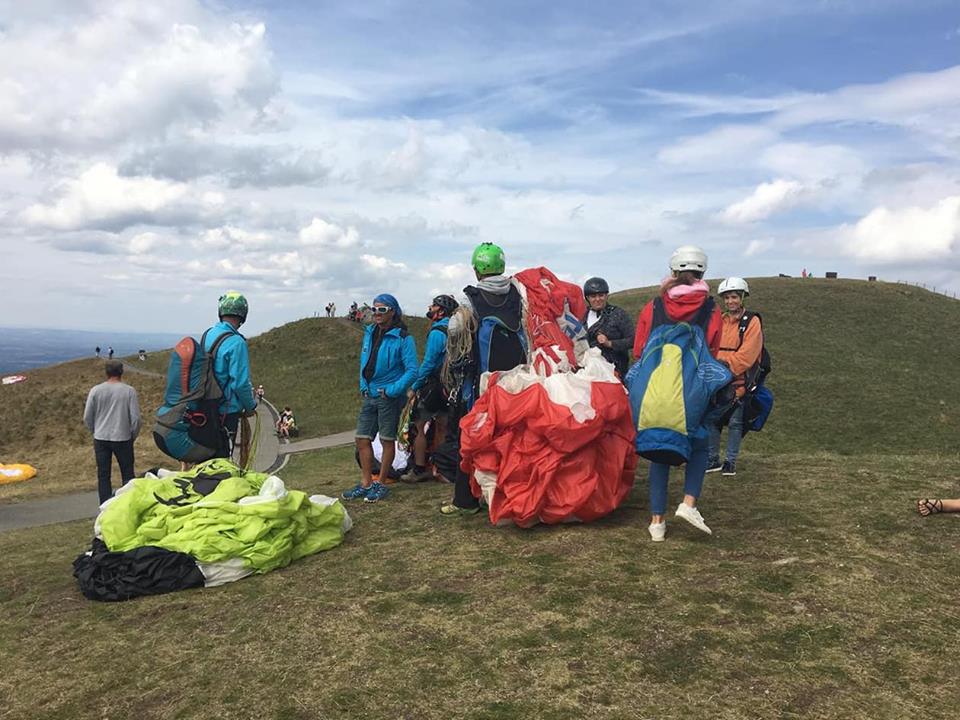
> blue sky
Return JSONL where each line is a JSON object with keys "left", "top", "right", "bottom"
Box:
{"left": 2, "top": 0, "right": 959, "bottom": 333}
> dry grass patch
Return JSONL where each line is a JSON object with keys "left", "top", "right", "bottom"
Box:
{"left": 0, "top": 358, "right": 169, "bottom": 502}
{"left": 2, "top": 449, "right": 960, "bottom": 719}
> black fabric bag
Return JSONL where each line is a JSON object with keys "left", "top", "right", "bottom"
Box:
{"left": 73, "top": 538, "right": 204, "bottom": 602}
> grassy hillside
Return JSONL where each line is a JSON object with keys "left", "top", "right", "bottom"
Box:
{"left": 3, "top": 279, "right": 958, "bottom": 502}
{"left": 0, "top": 359, "right": 172, "bottom": 501}
{"left": 613, "top": 278, "right": 960, "bottom": 456}
{"left": 250, "top": 316, "right": 433, "bottom": 438}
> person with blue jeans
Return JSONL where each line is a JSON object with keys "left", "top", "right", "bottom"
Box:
{"left": 343, "top": 293, "right": 418, "bottom": 503}
{"left": 632, "top": 246, "right": 723, "bottom": 542}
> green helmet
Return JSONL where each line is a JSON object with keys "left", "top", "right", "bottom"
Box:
{"left": 218, "top": 291, "right": 248, "bottom": 322}
{"left": 471, "top": 242, "right": 506, "bottom": 276}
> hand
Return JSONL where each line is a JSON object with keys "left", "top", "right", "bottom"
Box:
{"left": 361, "top": 389, "right": 368, "bottom": 398}
{"left": 597, "top": 333, "right": 611, "bottom": 348}
{"left": 407, "top": 388, "right": 415, "bottom": 400}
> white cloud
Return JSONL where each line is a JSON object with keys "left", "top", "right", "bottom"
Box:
{"left": 745, "top": 239, "right": 774, "bottom": 257}
{"left": 838, "top": 197, "right": 960, "bottom": 262}
{"left": 298, "top": 218, "right": 360, "bottom": 248}
{"left": 129, "top": 232, "right": 161, "bottom": 255}
{"left": 658, "top": 125, "right": 779, "bottom": 167}
{"left": 22, "top": 163, "right": 191, "bottom": 230}
{"left": 721, "top": 179, "right": 806, "bottom": 224}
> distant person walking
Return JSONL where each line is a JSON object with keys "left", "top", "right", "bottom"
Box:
{"left": 95, "top": 346, "right": 101, "bottom": 358}
{"left": 107, "top": 346, "right": 114, "bottom": 360}
{"left": 83, "top": 360, "right": 141, "bottom": 504}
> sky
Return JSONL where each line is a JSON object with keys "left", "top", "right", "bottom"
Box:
{"left": 2, "top": 0, "right": 960, "bottom": 335}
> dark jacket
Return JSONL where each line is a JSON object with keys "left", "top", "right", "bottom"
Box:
{"left": 583, "top": 303, "right": 634, "bottom": 377}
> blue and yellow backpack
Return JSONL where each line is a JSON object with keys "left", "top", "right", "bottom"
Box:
{"left": 625, "top": 297, "right": 732, "bottom": 465}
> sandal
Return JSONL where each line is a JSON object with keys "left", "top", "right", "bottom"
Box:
{"left": 918, "top": 498, "right": 944, "bottom": 517}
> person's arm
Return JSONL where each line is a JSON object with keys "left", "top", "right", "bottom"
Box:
{"left": 412, "top": 328, "right": 445, "bottom": 391}
{"left": 706, "top": 306, "right": 723, "bottom": 356}
{"left": 609, "top": 308, "right": 635, "bottom": 352}
{"left": 359, "top": 328, "right": 370, "bottom": 395}
{"left": 129, "top": 387, "right": 142, "bottom": 438}
{"left": 632, "top": 303, "right": 653, "bottom": 358}
{"left": 725, "top": 318, "right": 763, "bottom": 377}
{"left": 83, "top": 388, "right": 96, "bottom": 433}
{"left": 386, "top": 335, "right": 419, "bottom": 397}
{"left": 229, "top": 340, "right": 257, "bottom": 413}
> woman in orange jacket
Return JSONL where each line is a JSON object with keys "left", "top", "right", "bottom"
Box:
{"left": 707, "top": 277, "right": 763, "bottom": 477}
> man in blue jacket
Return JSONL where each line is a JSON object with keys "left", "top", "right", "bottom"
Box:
{"left": 343, "top": 293, "right": 419, "bottom": 503}
{"left": 401, "top": 294, "right": 458, "bottom": 483}
{"left": 204, "top": 292, "right": 258, "bottom": 459}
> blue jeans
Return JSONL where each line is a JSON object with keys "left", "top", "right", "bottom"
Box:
{"left": 356, "top": 393, "right": 404, "bottom": 441}
{"left": 93, "top": 439, "right": 135, "bottom": 504}
{"left": 648, "top": 434, "right": 708, "bottom": 516}
{"left": 708, "top": 403, "right": 744, "bottom": 464}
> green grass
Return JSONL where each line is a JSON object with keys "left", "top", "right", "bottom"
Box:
{"left": 3, "top": 276, "right": 960, "bottom": 717}
{"left": 2, "top": 448, "right": 960, "bottom": 719}
{"left": 249, "top": 316, "right": 432, "bottom": 438}
{"left": 613, "top": 277, "right": 960, "bottom": 456}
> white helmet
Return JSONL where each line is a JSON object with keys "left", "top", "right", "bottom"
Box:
{"left": 718, "top": 277, "right": 750, "bottom": 296}
{"left": 669, "top": 245, "right": 708, "bottom": 274}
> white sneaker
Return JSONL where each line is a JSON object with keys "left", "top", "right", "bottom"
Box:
{"left": 648, "top": 521, "right": 666, "bottom": 542}
{"left": 675, "top": 503, "right": 712, "bottom": 535}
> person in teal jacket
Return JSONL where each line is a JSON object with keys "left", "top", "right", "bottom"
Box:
{"left": 204, "top": 292, "right": 257, "bottom": 459}
{"left": 343, "top": 293, "right": 418, "bottom": 503}
{"left": 401, "top": 295, "right": 458, "bottom": 483}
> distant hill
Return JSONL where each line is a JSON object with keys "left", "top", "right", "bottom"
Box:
{"left": 612, "top": 277, "right": 960, "bottom": 457}
{"left": 3, "top": 278, "right": 958, "bottom": 501}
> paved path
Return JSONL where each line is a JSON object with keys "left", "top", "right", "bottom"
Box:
{"left": 280, "top": 431, "right": 355, "bottom": 455}
{"left": 0, "top": 402, "right": 339, "bottom": 533}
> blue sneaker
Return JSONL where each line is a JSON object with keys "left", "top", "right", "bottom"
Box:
{"left": 363, "top": 481, "right": 390, "bottom": 503}
{"left": 341, "top": 483, "right": 369, "bottom": 500}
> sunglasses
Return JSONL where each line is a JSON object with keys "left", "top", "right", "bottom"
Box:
{"left": 372, "top": 306, "right": 392, "bottom": 314}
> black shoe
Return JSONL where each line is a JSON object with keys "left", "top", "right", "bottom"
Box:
{"left": 705, "top": 457, "right": 723, "bottom": 473}
{"left": 721, "top": 461, "right": 737, "bottom": 476}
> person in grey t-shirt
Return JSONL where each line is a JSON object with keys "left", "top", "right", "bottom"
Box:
{"left": 83, "top": 360, "right": 141, "bottom": 504}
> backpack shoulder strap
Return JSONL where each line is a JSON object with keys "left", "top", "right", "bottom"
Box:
{"left": 651, "top": 297, "right": 667, "bottom": 329}
{"left": 432, "top": 325, "right": 449, "bottom": 337}
{"left": 691, "top": 296, "right": 715, "bottom": 330}
{"left": 208, "top": 327, "right": 237, "bottom": 358}
{"left": 737, "top": 311, "right": 761, "bottom": 348}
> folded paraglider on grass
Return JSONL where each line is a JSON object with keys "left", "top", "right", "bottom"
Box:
{"left": 73, "top": 458, "right": 351, "bottom": 601}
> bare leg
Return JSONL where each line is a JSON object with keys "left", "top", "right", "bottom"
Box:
{"left": 380, "top": 440, "right": 397, "bottom": 483}
{"left": 356, "top": 438, "right": 374, "bottom": 487}
{"left": 413, "top": 419, "right": 428, "bottom": 467}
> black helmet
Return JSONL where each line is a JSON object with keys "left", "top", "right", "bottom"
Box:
{"left": 583, "top": 277, "right": 609, "bottom": 296}
{"left": 431, "top": 294, "right": 459, "bottom": 316}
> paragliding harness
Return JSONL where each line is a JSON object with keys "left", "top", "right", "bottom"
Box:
{"left": 417, "top": 325, "right": 450, "bottom": 413}
{"left": 625, "top": 297, "right": 733, "bottom": 466}
{"left": 717, "top": 311, "right": 774, "bottom": 434}
{"left": 464, "top": 285, "right": 528, "bottom": 385}
{"left": 153, "top": 328, "right": 236, "bottom": 463}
